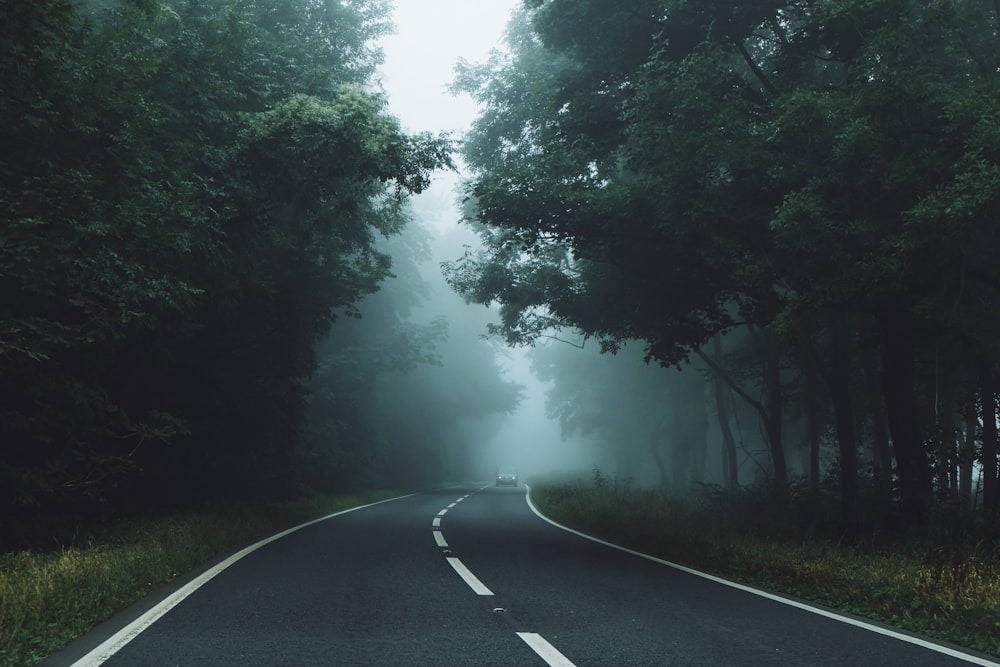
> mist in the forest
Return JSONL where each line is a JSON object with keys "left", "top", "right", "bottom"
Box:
{"left": 306, "top": 186, "right": 597, "bottom": 488}
{"left": 328, "top": 185, "right": 788, "bottom": 493}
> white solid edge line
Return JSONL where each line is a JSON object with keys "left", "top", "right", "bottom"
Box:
{"left": 70, "top": 493, "right": 416, "bottom": 667}
{"left": 445, "top": 557, "right": 494, "bottom": 596}
{"left": 522, "top": 485, "right": 1000, "bottom": 667}
{"left": 433, "top": 531, "right": 449, "bottom": 548}
{"left": 517, "top": 632, "right": 577, "bottom": 667}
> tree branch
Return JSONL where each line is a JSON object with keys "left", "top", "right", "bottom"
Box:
{"left": 538, "top": 333, "right": 586, "bottom": 349}
{"left": 733, "top": 38, "right": 778, "bottom": 95}
{"left": 694, "top": 347, "right": 766, "bottom": 416}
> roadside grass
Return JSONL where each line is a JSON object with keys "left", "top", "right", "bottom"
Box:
{"left": 0, "top": 491, "right": 403, "bottom": 667}
{"left": 529, "top": 473, "right": 1000, "bottom": 658}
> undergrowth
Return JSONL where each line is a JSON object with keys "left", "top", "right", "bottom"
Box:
{"left": 0, "top": 491, "right": 401, "bottom": 667}
{"left": 530, "top": 468, "right": 1000, "bottom": 658}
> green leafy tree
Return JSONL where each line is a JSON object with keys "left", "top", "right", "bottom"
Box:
{"left": 0, "top": 0, "right": 453, "bottom": 529}
{"left": 448, "top": 0, "right": 1000, "bottom": 528}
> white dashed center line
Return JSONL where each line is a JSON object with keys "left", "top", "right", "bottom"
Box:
{"left": 432, "top": 488, "right": 577, "bottom": 666}
{"left": 445, "top": 557, "right": 494, "bottom": 596}
{"left": 517, "top": 632, "right": 577, "bottom": 666}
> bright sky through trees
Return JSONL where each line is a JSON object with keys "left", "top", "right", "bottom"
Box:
{"left": 378, "top": 1, "right": 570, "bottom": 474}
{"left": 379, "top": 0, "right": 519, "bottom": 135}
{"left": 378, "top": 0, "right": 520, "bottom": 228}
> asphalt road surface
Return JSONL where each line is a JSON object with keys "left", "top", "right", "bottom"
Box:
{"left": 44, "top": 485, "right": 1000, "bottom": 666}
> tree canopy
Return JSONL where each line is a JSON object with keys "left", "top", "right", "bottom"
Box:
{"left": 447, "top": 0, "right": 1000, "bottom": 529}
{"left": 0, "top": 0, "right": 462, "bottom": 531}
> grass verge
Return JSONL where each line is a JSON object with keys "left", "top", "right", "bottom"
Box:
{"left": 529, "top": 475, "right": 1000, "bottom": 658}
{"left": 0, "top": 490, "right": 403, "bottom": 667}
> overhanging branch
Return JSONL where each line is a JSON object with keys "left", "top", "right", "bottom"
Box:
{"left": 734, "top": 38, "right": 778, "bottom": 95}
{"left": 694, "top": 346, "right": 766, "bottom": 416}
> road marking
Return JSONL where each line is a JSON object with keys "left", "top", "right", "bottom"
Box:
{"left": 517, "top": 633, "right": 577, "bottom": 667}
{"left": 523, "top": 487, "right": 1000, "bottom": 667}
{"left": 432, "top": 516, "right": 442, "bottom": 527}
{"left": 446, "top": 557, "right": 494, "bottom": 595}
{"left": 435, "top": 487, "right": 568, "bottom": 667}
{"left": 68, "top": 494, "right": 416, "bottom": 667}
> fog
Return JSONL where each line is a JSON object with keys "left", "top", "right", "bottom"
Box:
{"left": 365, "top": 1, "right": 604, "bottom": 486}
{"left": 339, "top": 175, "right": 783, "bottom": 491}
{"left": 356, "top": 187, "right": 602, "bottom": 486}
{"left": 366, "top": 0, "right": 776, "bottom": 491}
{"left": 407, "top": 197, "right": 625, "bottom": 482}
{"left": 5, "top": 5, "right": 995, "bottom": 663}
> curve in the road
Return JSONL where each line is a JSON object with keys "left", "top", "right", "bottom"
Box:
{"left": 68, "top": 494, "right": 415, "bottom": 667}
{"left": 58, "top": 484, "right": 1000, "bottom": 667}
{"left": 431, "top": 483, "right": 1000, "bottom": 667}
{"left": 520, "top": 486, "right": 1000, "bottom": 667}
{"left": 432, "top": 487, "right": 578, "bottom": 667}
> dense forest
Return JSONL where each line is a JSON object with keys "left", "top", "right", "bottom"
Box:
{"left": 4, "top": 0, "right": 1000, "bottom": 550}
{"left": 446, "top": 0, "right": 1000, "bottom": 537}
{"left": 0, "top": 0, "right": 522, "bottom": 547}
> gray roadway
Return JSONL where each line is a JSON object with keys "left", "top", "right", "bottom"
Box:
{"left": 43, "top": 486, "right": 999, "bottom": 666}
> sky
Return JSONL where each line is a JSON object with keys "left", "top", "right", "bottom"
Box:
{"left": 377, "top": 0, "right": 521, "bottom": 234}
{"left": 376, "top": 1, "right": 583, "bottom": 478}
{"left": 378, "top": 0, "right": 518, "bottom": 136}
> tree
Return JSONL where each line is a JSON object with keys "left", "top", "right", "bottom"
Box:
{"left": 448, "top": 0, "right": 1000, "bottom": 529}
{"left": 0, "top": 0, "right": 453, "bottom": 524}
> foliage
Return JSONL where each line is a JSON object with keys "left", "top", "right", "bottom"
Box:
{"left": 0, "top": 0, "right": 454, "bottom": 531}
{"left": 448, "top": 0, "right": 1000, "bottom": 527}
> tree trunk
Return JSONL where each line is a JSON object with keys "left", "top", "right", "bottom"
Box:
{"left": 799, "top": 325, "right": 823, "bottom": 495}
{"left": 682, "top": 367, "right": 709, "bottom": 487}
{"left": 649, "top": 434, "right": 671, "bottom": 490}
{"left": 671, "top": 443, "right": 690, "bottom": 493}
{"left": 696, "top": 329, "right": 785, "bottom": 493}
{"left": 828, "top": 311, "right": 860, "bottom": 533}
{"left": 860, "top": 325, "right": 892, "bottom": 520}
{"left": 946, "top": 403, "right": 959, "bottom": 496}
{"left": 803, "top": 355, "right": 822, "bottom": 495}
{"left": 691, "top": 430, "right": 707, "bottom": 486}
{"left": 981, "top": 365, "right": 998, "bottom": 516}
{"left": 959, "top": 387, "right": 976, "bottom": 507}
{"left": 762, "top": 329, "right": 788, "bottom": 492}
{"left": 879, "top": 311, "right": 931, "bottom": 523}
{"left": 930, "top": 343, "right": 958, "bottom": 497}
{"left": 712, "top": 334, "right": 739, "bottom": 490}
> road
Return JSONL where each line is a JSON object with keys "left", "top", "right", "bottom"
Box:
{"left": 44, "top": 485, "right": 999, "bottom": 667}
